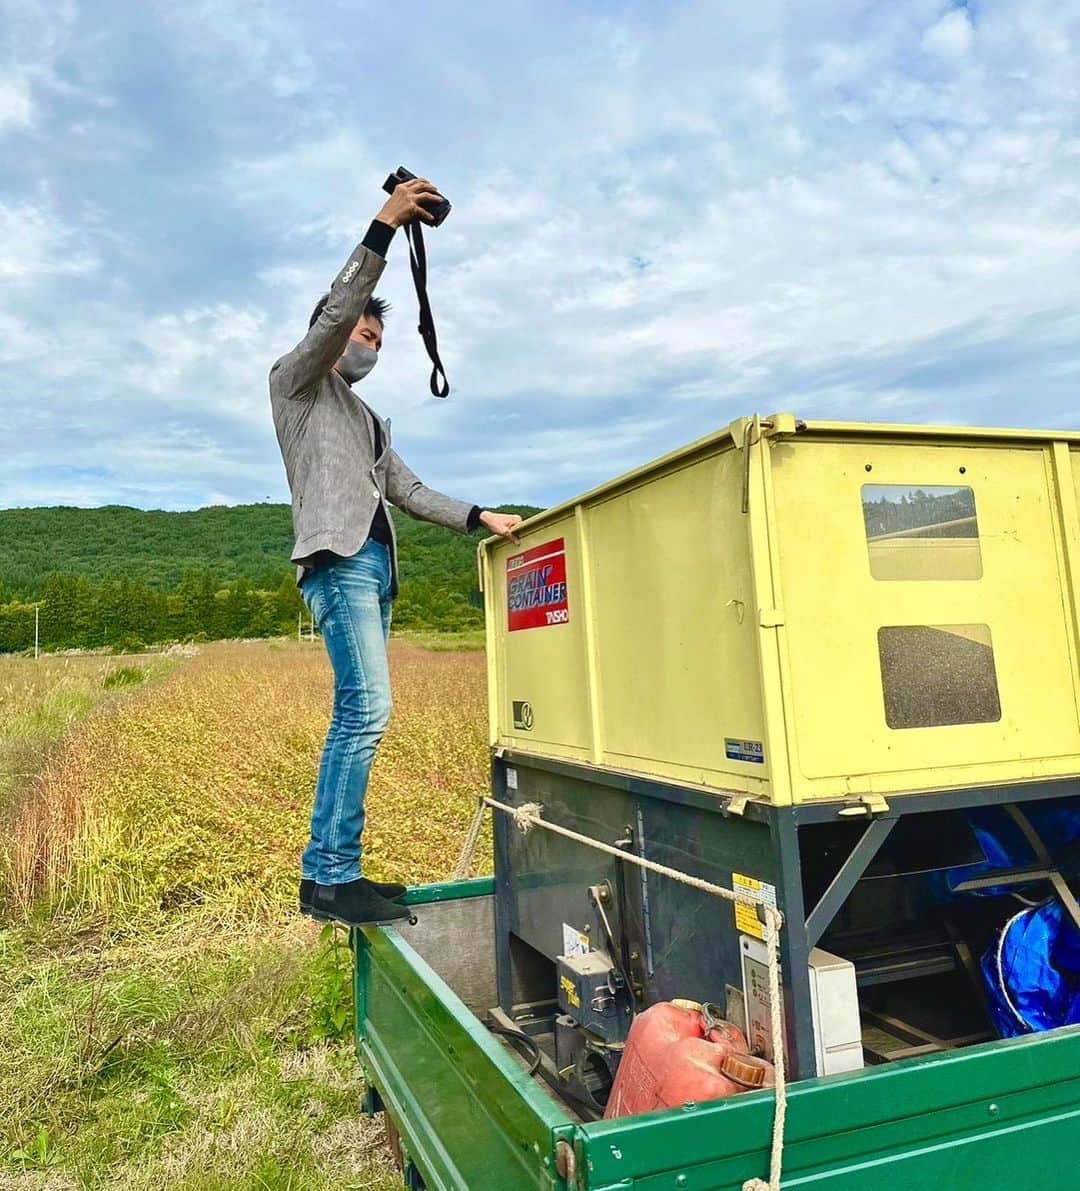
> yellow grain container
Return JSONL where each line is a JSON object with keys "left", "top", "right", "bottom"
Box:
{"left": 479, "top": 414, "right": 1080, "bottom": 807}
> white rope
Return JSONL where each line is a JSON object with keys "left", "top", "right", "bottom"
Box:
{"left": 483, "top": 796, "right": 787, "bottom": 1191}
{"left": 452, "top": 797, "right": 488, "bottom": 880}
{"left": 742, "top": 905, "right": 787, "bottom": 1191}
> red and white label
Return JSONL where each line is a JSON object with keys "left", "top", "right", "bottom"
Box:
{"left": 506, "top": 538, "right": 569, "bottom": 632}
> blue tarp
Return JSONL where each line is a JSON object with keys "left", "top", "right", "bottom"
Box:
{"left": 943, "top": 800, "right": 1080, "bottom": 900}
{"left": 932, "top": 800, "right": 1080, "bottom": 1037}
{"left": 982, "top": 899, "right": 1080, "bottom": 1037}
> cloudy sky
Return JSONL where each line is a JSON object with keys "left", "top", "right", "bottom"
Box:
{"left": 1, "top": 1, "right": 1078, "bottom": 512}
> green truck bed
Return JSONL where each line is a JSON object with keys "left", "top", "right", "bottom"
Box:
{"left": 354, "top": 879, "right": 1080, "bottom": 1191}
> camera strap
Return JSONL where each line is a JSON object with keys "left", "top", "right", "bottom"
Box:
{"left": 403, "top": 221, "right": 450, "bottom": 398}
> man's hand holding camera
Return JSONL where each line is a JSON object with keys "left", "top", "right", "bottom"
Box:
{"left": 378, "top": 176, "right": 441, "bottom": 229}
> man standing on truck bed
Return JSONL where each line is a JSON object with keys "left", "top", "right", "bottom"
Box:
{"left": 270, "top": 175, "right": 522, "bottom": 928}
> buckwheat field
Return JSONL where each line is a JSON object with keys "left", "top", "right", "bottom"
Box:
{"left": 0, "top": 639, "right": 490, "bottom": 1190}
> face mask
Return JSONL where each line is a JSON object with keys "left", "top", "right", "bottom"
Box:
{"left": 336, "top": 342, "right": 378, "bottom": 385}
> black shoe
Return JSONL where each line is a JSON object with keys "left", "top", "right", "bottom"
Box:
{"left": 299, "top": 876, "right": 407, "bottom": 915}
{"left": 309, "top": 879, "right": 416, "bottom": 928}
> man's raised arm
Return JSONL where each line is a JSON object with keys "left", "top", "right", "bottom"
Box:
{"left": 269, "top": 231, "right": 386, "bottom": 401}
{"left": 269, "top": 178, "right": 442, "bottom": 400}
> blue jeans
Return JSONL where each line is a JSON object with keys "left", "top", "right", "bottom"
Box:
{"left": 299, "top": 540, "right": 393, "bottom": 884}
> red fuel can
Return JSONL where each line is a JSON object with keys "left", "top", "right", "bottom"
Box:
{"left": 604, "top": 999, "right": 774, "bottom": 1120}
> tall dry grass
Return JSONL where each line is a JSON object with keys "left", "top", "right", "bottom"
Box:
{"left": 2, "top": 638, "right": 489, "bottom": 922}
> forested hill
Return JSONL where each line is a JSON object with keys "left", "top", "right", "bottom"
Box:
{"left": 0, "top": 503, "right": 540, "bottom": 653}
{"left": 0, "top": 505, "right": 294, "bottom": 594}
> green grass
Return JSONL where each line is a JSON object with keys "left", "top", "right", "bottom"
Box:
{"left": 0, "top": 921, "right": 400, "bottom": 1190}
{"left": 102, "top": 665, "right": 146, "bottom": 690}
{"left": 391, "top": 627, "right": 486, "bottom": 652}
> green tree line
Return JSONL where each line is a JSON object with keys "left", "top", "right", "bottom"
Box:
{"left": 0, "top": 503, "right": 539, "bottom": 653}
{"left": 862, "top": 487, "right": 977, "bottom": 539}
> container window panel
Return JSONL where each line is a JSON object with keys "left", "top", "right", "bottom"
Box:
{"left": 878, "top": 624, "right": 1001, "bottom": 729}
{"left": 862, "top": 484, "right": 982, "bottom": 580}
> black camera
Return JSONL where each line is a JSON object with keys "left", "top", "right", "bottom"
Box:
{"left": 382, "top": 166, "right": 451, "bottom": 227}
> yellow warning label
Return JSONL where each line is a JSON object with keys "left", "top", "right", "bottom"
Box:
{"left": 559, "top": 975, "right": 580, "bottom": 1009}
{"left": 732, "top": 872, "right": 777, "bottom": 942}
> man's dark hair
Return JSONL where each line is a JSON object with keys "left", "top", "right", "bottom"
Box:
{"left": 309, "top": 293, "right": 390, "bottom": 329}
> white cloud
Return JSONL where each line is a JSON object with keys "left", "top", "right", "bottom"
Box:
{"left": 923, "top": 8, "right": 975, "bottom": 59}
{"left": 129, "top": 305, "right": 268, "bottom": 404}
{"left": 227, "top": 129, "right": 382, "bottom": 247}
{"left": 0, "top": 75, "right": 31, "bottom": 129}
{"left": 0, "top": 201, "right": 98, "bottom": 280}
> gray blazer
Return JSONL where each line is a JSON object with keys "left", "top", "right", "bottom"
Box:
{"left": 269, "top": 240, "right": 475, "bottom": 593}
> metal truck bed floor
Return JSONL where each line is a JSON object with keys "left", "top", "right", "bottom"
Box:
{"left": 388, "top": 882, "right": 588, "bottom": 1121}
{"left": 355, "top": 878, "right": 1080, "bottom": 1191}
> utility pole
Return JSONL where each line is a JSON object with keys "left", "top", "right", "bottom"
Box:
{"left": 34, "top": 603, "right": 40, "bottom": 660}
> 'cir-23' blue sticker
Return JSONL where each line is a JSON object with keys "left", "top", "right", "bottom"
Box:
{"left": 725, "top": 738, "right": 765, "bottom": 764}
